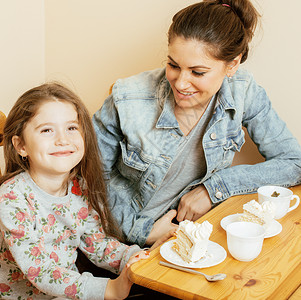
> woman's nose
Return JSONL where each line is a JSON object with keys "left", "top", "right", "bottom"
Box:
{"left": 175, "top": 71, "right": 191, "bottom": 90}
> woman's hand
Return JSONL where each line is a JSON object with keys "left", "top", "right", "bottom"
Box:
{"left": 145, "top": 210, "right": 178, "bottom": 246}
{"left": 177, "top": 185, "right": 211, "bottom": 222}
{"left": 104, "top": 250, "right": 150, "bottom": 300}
{"left": 149, "top": 227, "right": 177, "bottom": 251}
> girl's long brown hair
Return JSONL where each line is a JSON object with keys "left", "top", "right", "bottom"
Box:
{"left": 1, "top": 82, "right": 122, "bottom": 239}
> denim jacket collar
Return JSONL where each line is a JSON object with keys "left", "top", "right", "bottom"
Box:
{"left": 155, "top": 74, "right": 179, "bottom": 129}
{"left": 156, "top": 93, "right": 180, "bottom": 129}
{"left": 219, "top": 78, "right": 237, "bottom": 115}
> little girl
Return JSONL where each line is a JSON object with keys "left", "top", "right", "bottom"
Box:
{"left": 0, "top": 83, "right": 171, "bottom": 299}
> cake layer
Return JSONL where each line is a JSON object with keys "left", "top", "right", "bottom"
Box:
{"left": 173, "top": 220, "right": 213, "bottom": 263}
{"left": 239, "top": 200, "right": 275, "bottom": 227}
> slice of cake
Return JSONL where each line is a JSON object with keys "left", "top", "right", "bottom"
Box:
{"left": 172, "top": 220, "right": 213, "bottom": 263}
{"left": 239, "top": 200, "right": 275, "bottom": 228}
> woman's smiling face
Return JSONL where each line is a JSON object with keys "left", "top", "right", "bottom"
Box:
{"left": 166, "top": 36, "right": 231, "bottom": 111}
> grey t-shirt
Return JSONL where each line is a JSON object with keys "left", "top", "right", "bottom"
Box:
{"left": 142, "top": 96, "right": 216, "bottom": 219}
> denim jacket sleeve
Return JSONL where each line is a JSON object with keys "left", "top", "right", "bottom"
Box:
{"left": 203, "top": 72, "right": 301, "bottom": 203}
{"left": 92, "top": 94, "right": 154, "bottom": 246}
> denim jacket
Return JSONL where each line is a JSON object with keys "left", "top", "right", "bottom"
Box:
{"left": 93, "top": 68, "right": 301, "bottom": 246}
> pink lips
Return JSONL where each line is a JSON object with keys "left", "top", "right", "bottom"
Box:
{"left": 175, "top": 88, "right": 198, "bottom": 99}
{"left": 50, "top": 150, "right": 74, "bottom": 157}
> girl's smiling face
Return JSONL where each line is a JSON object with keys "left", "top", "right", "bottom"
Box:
{"left": 166, "top": 36, "right": 237, "bottom": 111}
{"left": 13, "top": 100, "right": 85, "bottom": 180}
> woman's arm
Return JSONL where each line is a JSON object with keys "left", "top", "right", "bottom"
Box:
{"left": 92, "top": 95, "right": 155, "bottom": 246}
{"left": 203, "top": 76, "right": 301, "bottom": 205}
{"left": 92, "top": 94, "right": 123, "bottom": 180}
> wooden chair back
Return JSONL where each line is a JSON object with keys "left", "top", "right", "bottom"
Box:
{"left": 0, "top": 111, "right": 5, "bottom": 145}
{"left": 0, "top": 111, "right": 6, "bottom": 176}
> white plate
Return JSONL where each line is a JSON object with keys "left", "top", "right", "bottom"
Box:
{"left": 160, "top": 240, "right": 227, "bottom": 269}
{"left": 220, "top": 213, "right": 282, "bottom": 238}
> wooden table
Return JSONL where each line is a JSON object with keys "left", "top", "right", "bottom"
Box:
{"left": 129, "top": 185, "right": 301, "bottom": 299}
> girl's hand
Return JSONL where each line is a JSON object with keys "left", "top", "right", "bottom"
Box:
{"left": 177, "top": 185, "right": 211, "bottom": 222}
{"left": 145, "top": 210, "right": 178, "bottom": 246}
{"left": 104, "top": 229, "right": 176, "bottom": 299}
{"left": 104, "top": 250, "right": 150, "bottom": 300}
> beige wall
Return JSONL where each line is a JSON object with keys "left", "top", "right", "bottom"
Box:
{"left": 0, "top": 0, "right": 45, "bottom": 172}
{"left": 44, "top": 0, "right": 197, "bottom": 114}
{"left": 1, "top": 0, "right": 301, "bottom": 172}
{"left": 0, "top": 0, "right": 45, "bottom": 114}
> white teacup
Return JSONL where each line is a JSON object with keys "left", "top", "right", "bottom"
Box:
{"left": 226, "top": 222, "right": 265, "bottom": 262}
{"left": 257, "top": 186, "right": 300, "bottom": 219}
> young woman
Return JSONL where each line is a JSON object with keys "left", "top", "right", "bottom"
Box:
{"left": 0, "top": 83, "right": 171, "bottom": 299}
{"left": 92, "top": 0, "right": 301, "bottom": 247}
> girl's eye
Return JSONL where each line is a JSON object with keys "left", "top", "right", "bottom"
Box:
{"left": 68, "top": 126, "right": 78, "bottom": 131}
{"left": 41, "top": 128, "right": 52, "bottom": 133}
{"left": 167, "top": 62, "right": 179, "bottom": 69}
{"left": 192, "top": 70, "right": 206, "bottom": 77}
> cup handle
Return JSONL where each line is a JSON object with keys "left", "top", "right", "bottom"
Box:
{"left": 288, "top": 195, "right": 300, "bottom": 212}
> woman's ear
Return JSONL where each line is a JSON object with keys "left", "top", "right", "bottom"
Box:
{"left": 12, "top": 135, "right": 27, "bottom": 158}
{"left": 227, "top": 54, "right": 242, "bottom": 78}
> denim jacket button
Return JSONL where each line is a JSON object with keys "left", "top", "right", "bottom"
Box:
{"left": 215, "top": 191, "right": 223, "bottom": 199}
{"left": 210, "top": 132, "right": 217, "bottom": 140}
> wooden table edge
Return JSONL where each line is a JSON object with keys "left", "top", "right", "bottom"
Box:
{"left": 128, "top": 269, "right": 208, "bottom": 300}
{"left": 288, "top": 284, "right": 301, "bottom": 300}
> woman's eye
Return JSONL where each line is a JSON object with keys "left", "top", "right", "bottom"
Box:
{"left": 192, "top": 70, "right": 206, "bottom": 76}
{"left": 167, "top": 62, "right": 179, "bottom": 69}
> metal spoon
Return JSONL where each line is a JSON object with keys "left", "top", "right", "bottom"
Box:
{"left": 159, "top": 261, "right": 226, "bottom": 282}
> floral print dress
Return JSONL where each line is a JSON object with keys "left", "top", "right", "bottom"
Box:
{"left": 0, "top": 172, "right": 140, "bottom": 300}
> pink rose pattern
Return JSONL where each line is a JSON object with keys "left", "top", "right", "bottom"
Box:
{"left": 0, "top": 174, "right": 132, "bottom": 299}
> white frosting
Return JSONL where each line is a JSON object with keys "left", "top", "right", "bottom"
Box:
{"left": 174, "top": 220, "right": 213, "bottom": 262}
{"left": 180, "top": 220, "right": 213, "bottom": 241}
{"left": 242, "top": 200, "right": 275, "bottom": 223}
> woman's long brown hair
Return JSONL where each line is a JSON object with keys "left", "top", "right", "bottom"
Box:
{"left": 1, "top": 82, "right": 122, "bottom": 239}
{"left": 168, "top": 0, "right": 260, "bottom": 63}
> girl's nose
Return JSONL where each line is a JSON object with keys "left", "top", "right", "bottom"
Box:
{"left": 55, "top": 131, "right": 69, "bottom": 146}
{"left": 175, "top": 71, "right": 191, "bottom": 90}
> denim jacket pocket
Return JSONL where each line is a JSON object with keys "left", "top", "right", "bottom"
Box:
{"left": 117, "top": 140, "right": 151, "bottom": 181}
